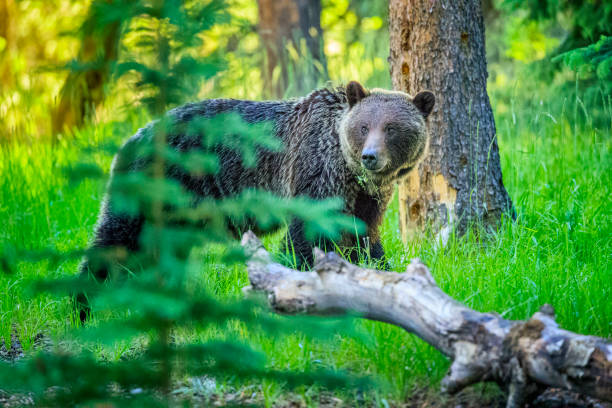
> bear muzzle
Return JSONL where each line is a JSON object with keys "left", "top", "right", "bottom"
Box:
{"left": 361, "top": 147, "right": 389, "bottom": 172}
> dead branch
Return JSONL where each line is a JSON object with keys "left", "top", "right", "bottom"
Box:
{"left": 241, "top": 231, "right": 612, "bottom": 408}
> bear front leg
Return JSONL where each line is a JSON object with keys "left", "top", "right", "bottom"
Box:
{"left": 284, "top": 219, "right": 313, "bottom": 268}
{"left": 349, "top": 236, "right": 389, "bottom": 271}
{"left": 284, "top": 218, "right": 336, "bottom": 269}
{"left": 370, "top": 239, "right": 391, "bottom": 271}
{"left": 76, "top": 204, "right": 144, "bottom": 322}
{"left": 369, "top": 239, "right": 385, "bottom": 261}
{"left": 369, "top": 239, "right": 390, "bottom": 270}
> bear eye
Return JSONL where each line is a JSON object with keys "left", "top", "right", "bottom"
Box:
{"left": 385, "top": 125, "right": 396, "bottom": 134}
{"left": 360, "top": 125, "right": 368, "bottom": 136}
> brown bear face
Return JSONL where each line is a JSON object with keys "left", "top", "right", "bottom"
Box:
{"left": 339, "top": 81, "right": 435, "bottom": 186}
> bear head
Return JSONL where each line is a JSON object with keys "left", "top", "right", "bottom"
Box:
{"left": 339, "top": 81, "right": 435, "bottom": 188}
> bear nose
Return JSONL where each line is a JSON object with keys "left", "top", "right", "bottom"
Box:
{"left": 361, "top": 149, "right": 379, "bottom": 170}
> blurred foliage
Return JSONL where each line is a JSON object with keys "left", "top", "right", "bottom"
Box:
{"left": 555, "top": 35, "right": 612, "bottom": 91}
{"left": 0, "top": 0, "right": 390, "bottom": 140}
{"left": 500, "top": 0, "right": 612, "bottom": 92}
{"left": 320, "top": 0, "right": 388, "bottom": 89}
{"left": 0, "top": 0, "right": 367, "bottom": 405}
{"left": 0, "top": 0, "right": 87, "bottom": 141}
{"left": 502, "top": 0, "right": 612, "bottom": 51}
{"left": 1, "top": 0, "right": 610, "bottom": 141}
{"left": 503, "top": 18, "right": 560, "bottom": 63}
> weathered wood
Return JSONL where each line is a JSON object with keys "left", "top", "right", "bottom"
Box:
{"left": 241, "top": 231, "right": 612, "bottom": 408}
{"left": 389, "top": 0, "right": 514, "bottom": 242}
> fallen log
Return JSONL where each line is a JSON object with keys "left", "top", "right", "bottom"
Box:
{"left": 240, "top": 231, "right": 611, "bottom": 408}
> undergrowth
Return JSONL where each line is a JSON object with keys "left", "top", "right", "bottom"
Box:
{"left": 0, "top": 88, "right": 610, "bottom": 403}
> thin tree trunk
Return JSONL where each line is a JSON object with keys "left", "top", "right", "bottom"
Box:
{"left": 241, "top": 231, "right": 612, "bottom": 408}
{"left": 294, "top": 0, "right": 327, "bottom": 76}
{"left": 51, "top": 1, "right": 121, "bottom": 136}
{"left": 256, "top": 0, "right": 326, "bottom": 98}
{"left": 0, "top": 0, "right": 14, "bottom": 88}
{"left": 389, "top": 0, "right": 513, "bottom": 242}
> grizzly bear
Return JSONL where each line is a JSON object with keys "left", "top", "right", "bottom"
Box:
{"left": 77, "top": 81, "right": 434, "bottom": 320}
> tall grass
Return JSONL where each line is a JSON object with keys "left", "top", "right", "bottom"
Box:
{"left": 0, "top": 86, "right": 610, "bottom": 402}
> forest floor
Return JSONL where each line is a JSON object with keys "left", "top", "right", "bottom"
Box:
{"left": 0, "top": 330, "right": 608, "bottom": 408}
{"left": 0, "top": 90, "right": 610, "bottom": 406}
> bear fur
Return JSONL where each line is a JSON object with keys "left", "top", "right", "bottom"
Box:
{"left": 78, "top": 81, "right": 434, "bottom": 319}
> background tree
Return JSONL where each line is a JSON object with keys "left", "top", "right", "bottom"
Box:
{"left": 389, "top": 0, "right": 514, "bottom": 242}
{"left": 256, "top": 0, "right": 326, "bottom": 97}
{"left": 0, "top": 0, "right": 15, "bottom": 88}
{"left": 50, "top": 0, "right": 123, "bottom": 136}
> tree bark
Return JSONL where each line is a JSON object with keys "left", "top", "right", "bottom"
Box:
{"left": 389, "top": 0, "right": 513, "bottom": 242}
{"left": 241, "top": 231, "right": 612, "bottom": 408}
{"left": 51, "top": 1, "right": 121, "bottom": 136}
{"left": 256, "top": 0, "right": 326, "bottom": 98}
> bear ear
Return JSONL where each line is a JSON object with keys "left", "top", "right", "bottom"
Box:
{"left": 413, "top": 91, "right": 435, "bottom": 118}
{"left": 346, "top": 81, "right": 368, "bottom": 108}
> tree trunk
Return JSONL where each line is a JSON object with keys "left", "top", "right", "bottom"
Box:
{"left": 256, "top": 0, "right": 326, "bottom": 98}
{"left": 51, "top": 1, "right": 121, "bottom": 136}
{"left": 241, "top": 231, "right": 612, "bottom": 408}
{"left": 0, "top": 0, "right": 15, "bottom": 88}
{"left": 389, "top": 0, "right": 513, "bottom": 242}
{"left": 294, "top": 0, "right": 326, "bottom": 76}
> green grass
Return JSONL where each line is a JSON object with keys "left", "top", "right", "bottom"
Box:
{"left": 0, "top": 89, "right": 610, "bottom": 404}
